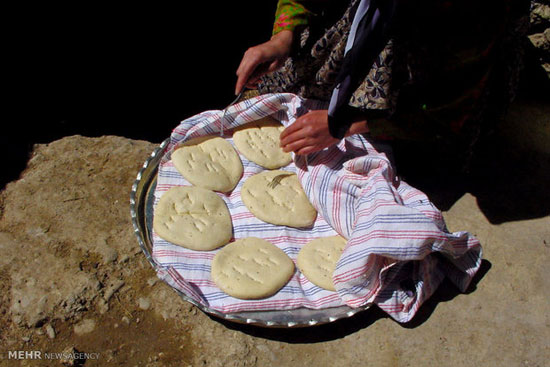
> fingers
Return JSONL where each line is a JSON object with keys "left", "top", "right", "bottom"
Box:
{"left": 279, "top": 118, "right": 305, "bottom": 142}
{"left": 281, "top": 138, "right": 316, "bottom": 155}
{"left": 280, "top": 119, "right": 311, "bottom": 150}
{"left": 280, "top": 119, "right": 322, "bottom": 153}
{"left": 235, "top": 32, "right": 293, "bottom": 95}
{"left": 235, "top": 44, "right": 275, "bottom": 95}
{"left": 280, "top": 110, "right": 340, "bottom": 154}
{"left": 235, "top": 49, "right": 261, "bottom": 95}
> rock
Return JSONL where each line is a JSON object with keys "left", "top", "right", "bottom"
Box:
{"left": 97, "top": 298, "right": 110, "bottom": 315}
{"left": 103, "top": 279, "right": 125, "bottom": 302}
{"left": 0, "top": 131, "right": 548, "bottom": 367}
{"left": 0, "top": 136, "right": 157, "bottom": 328}
{"left": 45, "top": 324, "right": 56, "bottom": 339}
{"left": 9, "top": 263, "right": 99, "bottom": 327}
{"left": 138, "top": 297, "right": 151, "bottom": 310}
{"left": 96, "top": 238, "right": 118, "bottom": 265}
{"left": 118, "top": 254, "right": 130, "bottom": 263}
{"left": 73, "top": 319, "right": 96, "bottom": 335}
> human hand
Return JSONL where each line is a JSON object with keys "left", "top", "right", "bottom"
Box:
{"left": 280, "top": 110, "right": 370, "bottom": 155}
{"left": 279, "top": 110, "right": 340, "bottom": 155}
{"left": 235, "top": 30, "right": 293, "bottom": 95}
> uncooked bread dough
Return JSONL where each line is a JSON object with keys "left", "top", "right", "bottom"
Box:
{"left": 211, "top": 237, "right": 295, "bottom": 299}
{"left": 171, "top": 136, "right": 243, "bottom": 192}
{"left": 297, "top": 235, "right": 347, "bottom": 291}
{"left": 153, "top": 186, "right": 232, "bottom": 251}
{"left": 241, "top": 170, "right": 317, "bottom": 228}
{"left": 233, "top": 117, "right": 292, "bottom": 169}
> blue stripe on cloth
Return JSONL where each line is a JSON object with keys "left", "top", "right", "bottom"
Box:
{"left": 151, "top": 93, "right": 482, "bottom": 321}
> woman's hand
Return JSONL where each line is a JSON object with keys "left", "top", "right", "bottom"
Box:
{"left": 280, "top": 110, "right": 369, "bottom": 155}
{"left": 280, "top": 110, "right": 339, "bottom": 155}
{"left": 235, "top": 30, "right": 293, "bottom": 95}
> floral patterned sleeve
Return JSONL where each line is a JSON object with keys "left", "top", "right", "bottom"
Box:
{"left": 272, "top": 0, "right": 312, "bottom": 35}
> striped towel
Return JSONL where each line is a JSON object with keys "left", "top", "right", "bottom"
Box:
{"left": 152, "top": 93, "right": 482, "bottom": 323}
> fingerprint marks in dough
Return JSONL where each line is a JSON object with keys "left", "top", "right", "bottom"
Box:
{"left": 241, "top": 170, "right": 317, "bottom": 228}
{"left": 171, "top": 136, "right": 243, "bottom": 192}
{"left": 297, "top": 235, "right": 347, "bottom": 291}
{"left": 211, "top": 237, "right": 295, "bottom": 299}
{"left": 153, "top": 186, "right": 232, "bottom": 251}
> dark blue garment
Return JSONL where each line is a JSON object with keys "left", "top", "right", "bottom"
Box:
{"left": 328, "top": 0, "right": 398, "bottom": 139}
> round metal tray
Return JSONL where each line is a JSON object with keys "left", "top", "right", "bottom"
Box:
{"left": 130, "top": 139, "right": 370, "bottom": 328}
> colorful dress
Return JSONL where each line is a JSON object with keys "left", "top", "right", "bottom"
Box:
{"left": 272, "top": 0, "right": 312, "bottom": 35}
{"left": 259, "top": 0, "right": 529, "bottom": 165}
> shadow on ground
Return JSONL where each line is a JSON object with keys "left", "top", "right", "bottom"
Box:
{"left": 211, "top": 305, "right": 388, "bottom": 344}
{"left": 393, "top": 57, "right": 550, "bottom": 224}
{"left": 210, "top": 259, "right": 491, "bottom": 343}
{"left": 397, "top": 129, "right": 550, "bottom": 224}
{"left": 401, "top": 259, "right": 492, "bottom": 328}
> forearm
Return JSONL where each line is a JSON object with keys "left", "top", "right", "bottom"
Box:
{"left": 345, "top": 120, "right": 369, "bottom": 137}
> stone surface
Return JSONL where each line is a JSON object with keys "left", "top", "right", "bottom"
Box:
{"left": 45, "top": 324, "right": 56, "bottom": 339}
{"left": 138, "top": 297, "right": 151, "bottom": 311}
{"left": 73, "top": 319, "right": 96, "bottom": 335}
{"left": 0, "top": 126, "right": 548, "bottom": 367}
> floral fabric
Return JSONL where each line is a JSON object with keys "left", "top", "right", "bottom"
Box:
{"left": 260, "top": 0, "right": 529, "bottom": 155}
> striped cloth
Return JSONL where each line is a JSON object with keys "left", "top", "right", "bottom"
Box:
{"left": 152, "top": 93, "right": 482, "bottom": 323}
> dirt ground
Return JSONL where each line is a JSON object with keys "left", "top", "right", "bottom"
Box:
{"left": 0, "top": 95, "right": 548, "bottom": 366}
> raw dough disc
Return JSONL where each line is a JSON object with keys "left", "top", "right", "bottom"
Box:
{"left": 171, "top": 136, "right": 243, "bottom": 192}
{"left": 297, "top": 235, "right": 347, "bottom": 291}
{"left": 153, "top": 186, "right": 232, "bottom": 251}
{"left": 211, "top": 237, "right": 295, "bottom": 299}
{"left": 241, "top": 170, "right": 317, "bottom": 228}
{"left": 233, "top": 117, "right": 292, "bottom": 169}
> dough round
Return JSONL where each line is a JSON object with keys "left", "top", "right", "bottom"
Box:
{"left": 241, "top": 170, "right": 317, "bottom": 228}
{"left": 153, "top": 186, "right": 232, "bottom": 251}
{"left": 233, "top": 117, "right": 292, "bottom": 169}
{"left": 211, "top": 237, "right": 295, "bottom": 299}
{"left": 297, "top": 236, "right": 347, "bottom": 291}
{"left": 171, "top": 136, "right": 243, "bottom": 192}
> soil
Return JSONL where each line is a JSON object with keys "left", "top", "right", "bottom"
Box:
{"left": 0, "top": 94, "right": 548, "bottom": 366}
{"left": 1, "top": 3, "right": 549, "bottom": 364}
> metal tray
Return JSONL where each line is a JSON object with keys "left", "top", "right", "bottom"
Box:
{"left": 130, "top": 139, "right": 370, "bottom": 328}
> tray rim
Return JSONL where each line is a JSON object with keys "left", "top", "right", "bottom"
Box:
{"left": 130, "top": 138, "right": 371, "bottom": 328}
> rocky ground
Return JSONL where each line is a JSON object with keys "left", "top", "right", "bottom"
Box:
{"left": 0, "top": 91, "right": 548, "bottom": 367}
{"left": 1, "top": 4, "right": 549, "bottom": 365}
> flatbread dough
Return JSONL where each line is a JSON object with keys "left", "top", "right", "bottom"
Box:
{"left": 211, "top": 237, "right": 295, "bottom": 299}
{"left": 241, "top": 170, "right": 317, "bottom": 228}
{"left": 171, "top": 136, "right": 243, "bottom": 192}
{"left": 233, "top": 117, "right": 292, "bottom": 169}
{"left": 297, "top": 235, "right": 347, "bottom": 291}
{"left": 153, "top": 186, "right": 232, "bottom": 251}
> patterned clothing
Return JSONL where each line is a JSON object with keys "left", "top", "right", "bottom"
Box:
{"left": 260, "top": 0, "right": 530, "bottom": 159}
{"left": 272, "top": 0, "right": 312, "bottom": 35}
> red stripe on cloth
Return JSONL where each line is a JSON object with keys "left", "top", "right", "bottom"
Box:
{"left": 167, "top": 268, "right": 205, "bottom": 302}
{"left": 219, "top": 293, "right": 341, "bottom": 313}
